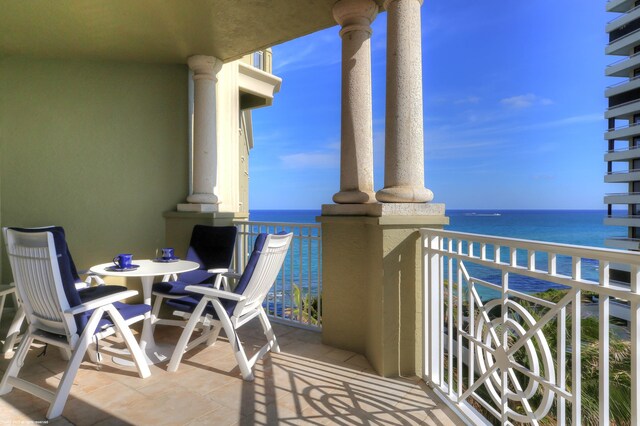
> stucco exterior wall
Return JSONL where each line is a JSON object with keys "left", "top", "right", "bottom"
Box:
{"left": 0, "top": 56, "right": 188, "bottom": 290}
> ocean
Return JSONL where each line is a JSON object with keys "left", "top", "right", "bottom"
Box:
{"left": 250, "top": 209, "right": 626, "bottom": 299}
{"left": 250, "top": 209, "right": 622, "bottom": 248}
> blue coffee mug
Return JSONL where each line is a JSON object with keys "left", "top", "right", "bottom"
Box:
{"left": 113, "top": 253, "right": 133, "bottom": 269}
{"left": 161, "top": 248, "right": 174, "bottom": 259}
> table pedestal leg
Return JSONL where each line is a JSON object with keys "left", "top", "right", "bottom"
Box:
{"left": 113, "top": 276, "right": 174, "bottom": 366}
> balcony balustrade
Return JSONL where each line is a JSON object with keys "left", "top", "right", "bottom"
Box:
{"left": 421, "top": 228, "right": 640, "bottom": 425}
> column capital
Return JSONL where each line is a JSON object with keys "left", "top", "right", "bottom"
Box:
{"left": 333, "top": 0, "right": 378, "bottom": 36}
{"left": 383, "top": 0, "right": 424, "bottom": 9}
{"left": 187, "top": 55, "right": 223, "bottom": 80}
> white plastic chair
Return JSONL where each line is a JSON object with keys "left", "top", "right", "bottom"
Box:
{"left": 1, "top": 226, "right": 127, "bottom": 356}
{"left": 167, "top": 232, "right": 292, "bottom": 381}
{"left": 0, "top": 228, "right": 151, "bottom": 419}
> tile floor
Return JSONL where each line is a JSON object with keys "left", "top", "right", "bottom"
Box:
{"left": 0, "top": 313, "right": 458, "bottom": 425}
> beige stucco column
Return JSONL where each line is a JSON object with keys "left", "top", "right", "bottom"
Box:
{"left": 376, "top": 0, "right": 433, "bottom": 203}
{"left": 332, "top": 0, "right": 377, "bottom": 204}
{"left": 182, "top": 55, "right": 223, "bottom": 211}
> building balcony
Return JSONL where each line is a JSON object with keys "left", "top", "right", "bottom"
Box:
{"left": 606, "top": 25, "right": 640, "bottom": 56}
{"left": 605, "top": 191, "right": 640, "bottom": 204}
{"left": 607, "top": 4, "right": 640, "bottom": 33}
{"left": 606, "top": 75, "right": 640, "bottom": 97}
{"left": 606, "top": 98, "right": 640, "bottom": 119}
{"left": 606, "top": 52, "right": 640, "bottom": 77}
{"left": 605, "top": 214, "right": 640, "bottom": 226}
{"left": 604, "top": 123, "right": 640, "bottom": 141}
{"left": 608, "top": 0, "right": 637, "bottom": 13}
{"left": 606, "top": 236, "right": 640, "bottom": 250}
{"left": 605, "top": 145, "right": 640, "bottom": 162}
{"left": 605, "top": 168, "right": 640, "bottom": 182}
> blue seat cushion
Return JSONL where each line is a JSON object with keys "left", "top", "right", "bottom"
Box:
{"left": 78, "top": 285, "right": 129, "bottom": 302}
{"left": 153, "top": 281, "right": 212, "bottom": 296}
{"left": 76, "top": 302, "right": 151, "bottom": 335}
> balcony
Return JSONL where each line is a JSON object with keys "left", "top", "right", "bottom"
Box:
{"left": 608, "top": 0, "right": 637, "bottom": 13}
{"left": 605, "top": 214, "right": 640, "bottom": 227}
{"left": 606, "top": 75, "right": 640, "bottom": 97}
{"left": 604, "top": 145, "right": 640, "bottom": 162}
{"left": 605, "top": 168, "right": 640, "bottom": 182}
{"left": 606, "top": 236, "right": 640, "bottom": 250}
{"left": 605, "top": 191, "right": 640, "bottom": 204}
{"left": 606, "top": 98, "right": 640, "bottom": 119}
{"left": 604, "top": 122, "right": 640, "bottom": 141}
{"left": 607, "top": 5, "right": 640, "bottom": 33}
{"left": 606, "top": 25, "right": 640, "bottom": 56}
{"left": 606, "top": 52, "right": 640, "bottom": 77}
{"left": 421, "top": 229, "right": 640, "bottom": 424}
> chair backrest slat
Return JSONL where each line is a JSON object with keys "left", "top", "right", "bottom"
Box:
{"left": 4, "top": 229, "right": 74, "bottom": 336}
{"left": 234, "top": 233, "right": 292, "bottom": 318}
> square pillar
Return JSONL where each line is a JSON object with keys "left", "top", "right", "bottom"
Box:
{"left": 318, "top": 203, "right": 447, "bottom": 377}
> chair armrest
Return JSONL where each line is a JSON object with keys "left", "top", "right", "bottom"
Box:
{"left": 206, "top": 268, "right": 230, "bottom": 274}
{"left": 222, "top": 271, "right": 242, "bottom": 281}
{"left": 76, "top": 269, "right": 106, "bottom": 286}
{"left": 184, "top": 285, "right": 245, "bottom": 302}
{"left": 64, "top": 290, "right": 139, "bottom": 315}
{"left": 0, "top": 284, "right": 16, "bottom": 297}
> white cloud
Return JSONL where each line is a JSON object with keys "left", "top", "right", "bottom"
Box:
{"left": 500, "top": 94, "right": 553, "bottom": 109}
{"left": 280, "top": 152, "right": 339, "bottom": 169}
{"left": 273, "top": 27, "right": 341, "bottom": 74}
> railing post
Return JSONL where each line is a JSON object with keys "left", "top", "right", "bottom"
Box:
{"left": 599, "top": 260, "right": 610, "bottom": 426}
{"left": 424, "top": 233, "right": 441, "bottom": 386}
{"left": 632, "top": 265, "right": 640, "bottom": 426}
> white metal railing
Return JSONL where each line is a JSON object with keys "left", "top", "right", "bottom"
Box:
{"left": 234, "top": 221, "right": 321, "bottom": 331}
{"left": 421, "top": 228, "right": 640, "bottom": 425}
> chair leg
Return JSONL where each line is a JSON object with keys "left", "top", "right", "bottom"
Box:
{"left": 205, "top": 324, "right": 222, "bottom": 347}
{"left": 257, "top": 307, "right": 280, "bottom": 354}
{"left": 218, "top": 314, "right": 253, "bottom": 381}
{"left": 0, "top": 334, "right": 34, "bottom": 395}
{"left": 167, "top": 301, "right": 208, "bottom": 373}
{"left": 48, "top": 333, "right": 93, "bottom": 419}
{"left": 2, "top": 306, "right": 25, "bottom": 356}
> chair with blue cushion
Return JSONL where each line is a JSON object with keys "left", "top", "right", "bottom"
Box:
{"left": 150, "top": 225, "right": 237, "bottom": 329}
{"left": 0, "top": 228, "right": 151, "bottom": 419}
{"left": 167, "top": 232, "right": 292, "bottom": 381}
{"left": 1, "top": 226, "right": 127, "bottom": 355}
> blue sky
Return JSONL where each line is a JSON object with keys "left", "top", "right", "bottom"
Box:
{"left": 250, "top": 0, "right": 613, "bottom": 210}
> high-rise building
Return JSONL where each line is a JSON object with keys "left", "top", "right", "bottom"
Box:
{"left": 605, "top": 0, "right": 640, "bottom": 280}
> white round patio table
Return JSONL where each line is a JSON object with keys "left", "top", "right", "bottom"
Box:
{"left": 90, "top": 259, "right": 199, "bottom": 365}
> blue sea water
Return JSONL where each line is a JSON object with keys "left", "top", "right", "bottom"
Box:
{"left": 250, "top": 209, "right": 625, "bottom": 298}
{"left": 250, "top": 209, "right": 622, "bottom": 248}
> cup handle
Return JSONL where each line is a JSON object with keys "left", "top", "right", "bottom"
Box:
{"left": 113, "top": 256, "right": 120, "bottom": 268}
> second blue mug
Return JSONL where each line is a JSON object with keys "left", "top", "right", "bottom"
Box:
{"left": 113, "top": 253, "right": 133, "bottom": 269}
{"left": 161, "top": 248, "right": 174, "bottom": 259}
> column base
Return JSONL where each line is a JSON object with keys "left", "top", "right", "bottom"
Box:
{"left": 332, "top": 190, "right": 376, "bottom": 204}
{"left": 177, "top": 203, "right": 218, "bottom": 213}
{"left": 186, "top": 193, "right": 219, "bottom": 205}
{"left": 376, "top": 186, "right": 433, "bottom": 203}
